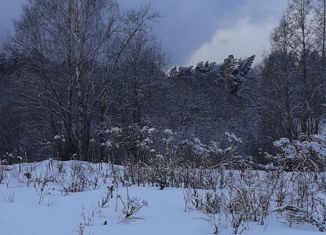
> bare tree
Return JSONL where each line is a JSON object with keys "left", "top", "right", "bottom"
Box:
{"left": 9, "top": 0, "right": 162, "bottom": 161}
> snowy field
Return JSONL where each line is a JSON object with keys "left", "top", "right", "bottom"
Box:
{"left": 0, "top": 160, "right": 324, "bottom": 235}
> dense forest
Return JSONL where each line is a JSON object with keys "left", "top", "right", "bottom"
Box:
{"left": 0, "top": 0, "right": 325, "bottom": 166}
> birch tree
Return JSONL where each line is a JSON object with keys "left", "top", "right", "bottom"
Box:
{"left": 10, "top": 0, "right": 161, "bottom": 161}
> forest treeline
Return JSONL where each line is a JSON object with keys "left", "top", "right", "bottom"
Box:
{"left": 0, "top": 0, "right": 325, "bottom": 164}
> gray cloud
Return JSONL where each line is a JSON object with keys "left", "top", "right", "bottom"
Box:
{"left": 188, "top": 0, "right": 288, "bottom": 64}
{"left": 121, "top": 0, "right": 288, "bottom": 65}
{"left": 0, "top": 0, "right": 288, "bottom": 64}
{"left": 0, "top": 0, "right": 25, "bottom": 45}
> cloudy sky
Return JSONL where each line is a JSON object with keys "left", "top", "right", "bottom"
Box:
{"left": 0, "top": 0, "right": 288, "bottom": 65}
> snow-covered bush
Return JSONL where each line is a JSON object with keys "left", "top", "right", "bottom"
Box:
{"left": 179, "top": 138, "right": 210, "bottom": 167}
{"left": 20, "top": 168, "right": 33, "bottom": 187}
{"left": 148, "top": 154, "right": 172, "bottom": 190}
{"left": 80, "top": 207, "right": 99, "bottom": 227}
{"left": 178, "top": 132, "right": 244, "bottom": 168}
{"left": 273, "top": 135, "right": 326, "bottom": 171}
{"left": 99, "top": 125, "right": 157, "bottom": 164}
{"left": 116, "top": 186, "right": 148, "bottom": 220}
{"left": 121, "top": 130, "right": 255, "bottom": 190}
{"left": 183, "top": 188, "right": 203, "bottom": 212}
{"left": 183, "top": 168, "right": 326, "bottom": 234}
{"left": 61, "top": 162, "right": 88, "bottom": 194}
{"left": 98, "top": 185, "right": 114, "bottom": 208}
{"left": 1, "top": 152, "right": 24, "bottom": 165}
{"left": 34, "top": 169, "right": 56, "bottom": 204}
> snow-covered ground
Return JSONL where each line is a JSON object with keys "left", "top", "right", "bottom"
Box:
{"left": 0, "top": 161, "right": 323, "bottom": 235}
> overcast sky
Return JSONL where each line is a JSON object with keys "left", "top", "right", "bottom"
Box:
{"left": 0, "top": 0, "right": 288, "bottom": 65}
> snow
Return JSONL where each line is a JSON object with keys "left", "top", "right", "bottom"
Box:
{"left": 53, "top": 135, "right": 66, "bottom": 142}
{"left": 105, "top": 127, "right": 123, "bottom": 135}
{"left": 225, "top": 132, "right": 242, "bottom": 144}
{"left": 0, "top": 161, "right": 323, "bottom": 235}
{"left": 53, "top": 134, "right": 61, "bottom": 140}
{"left": 0, "top": 174, "right": 206, "bottom": 234}
{"left": 163, "top": 129, "right": 173, "bottom": 135}
{"left": 141, "top": 126, "right": 156, "bottom": 134}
